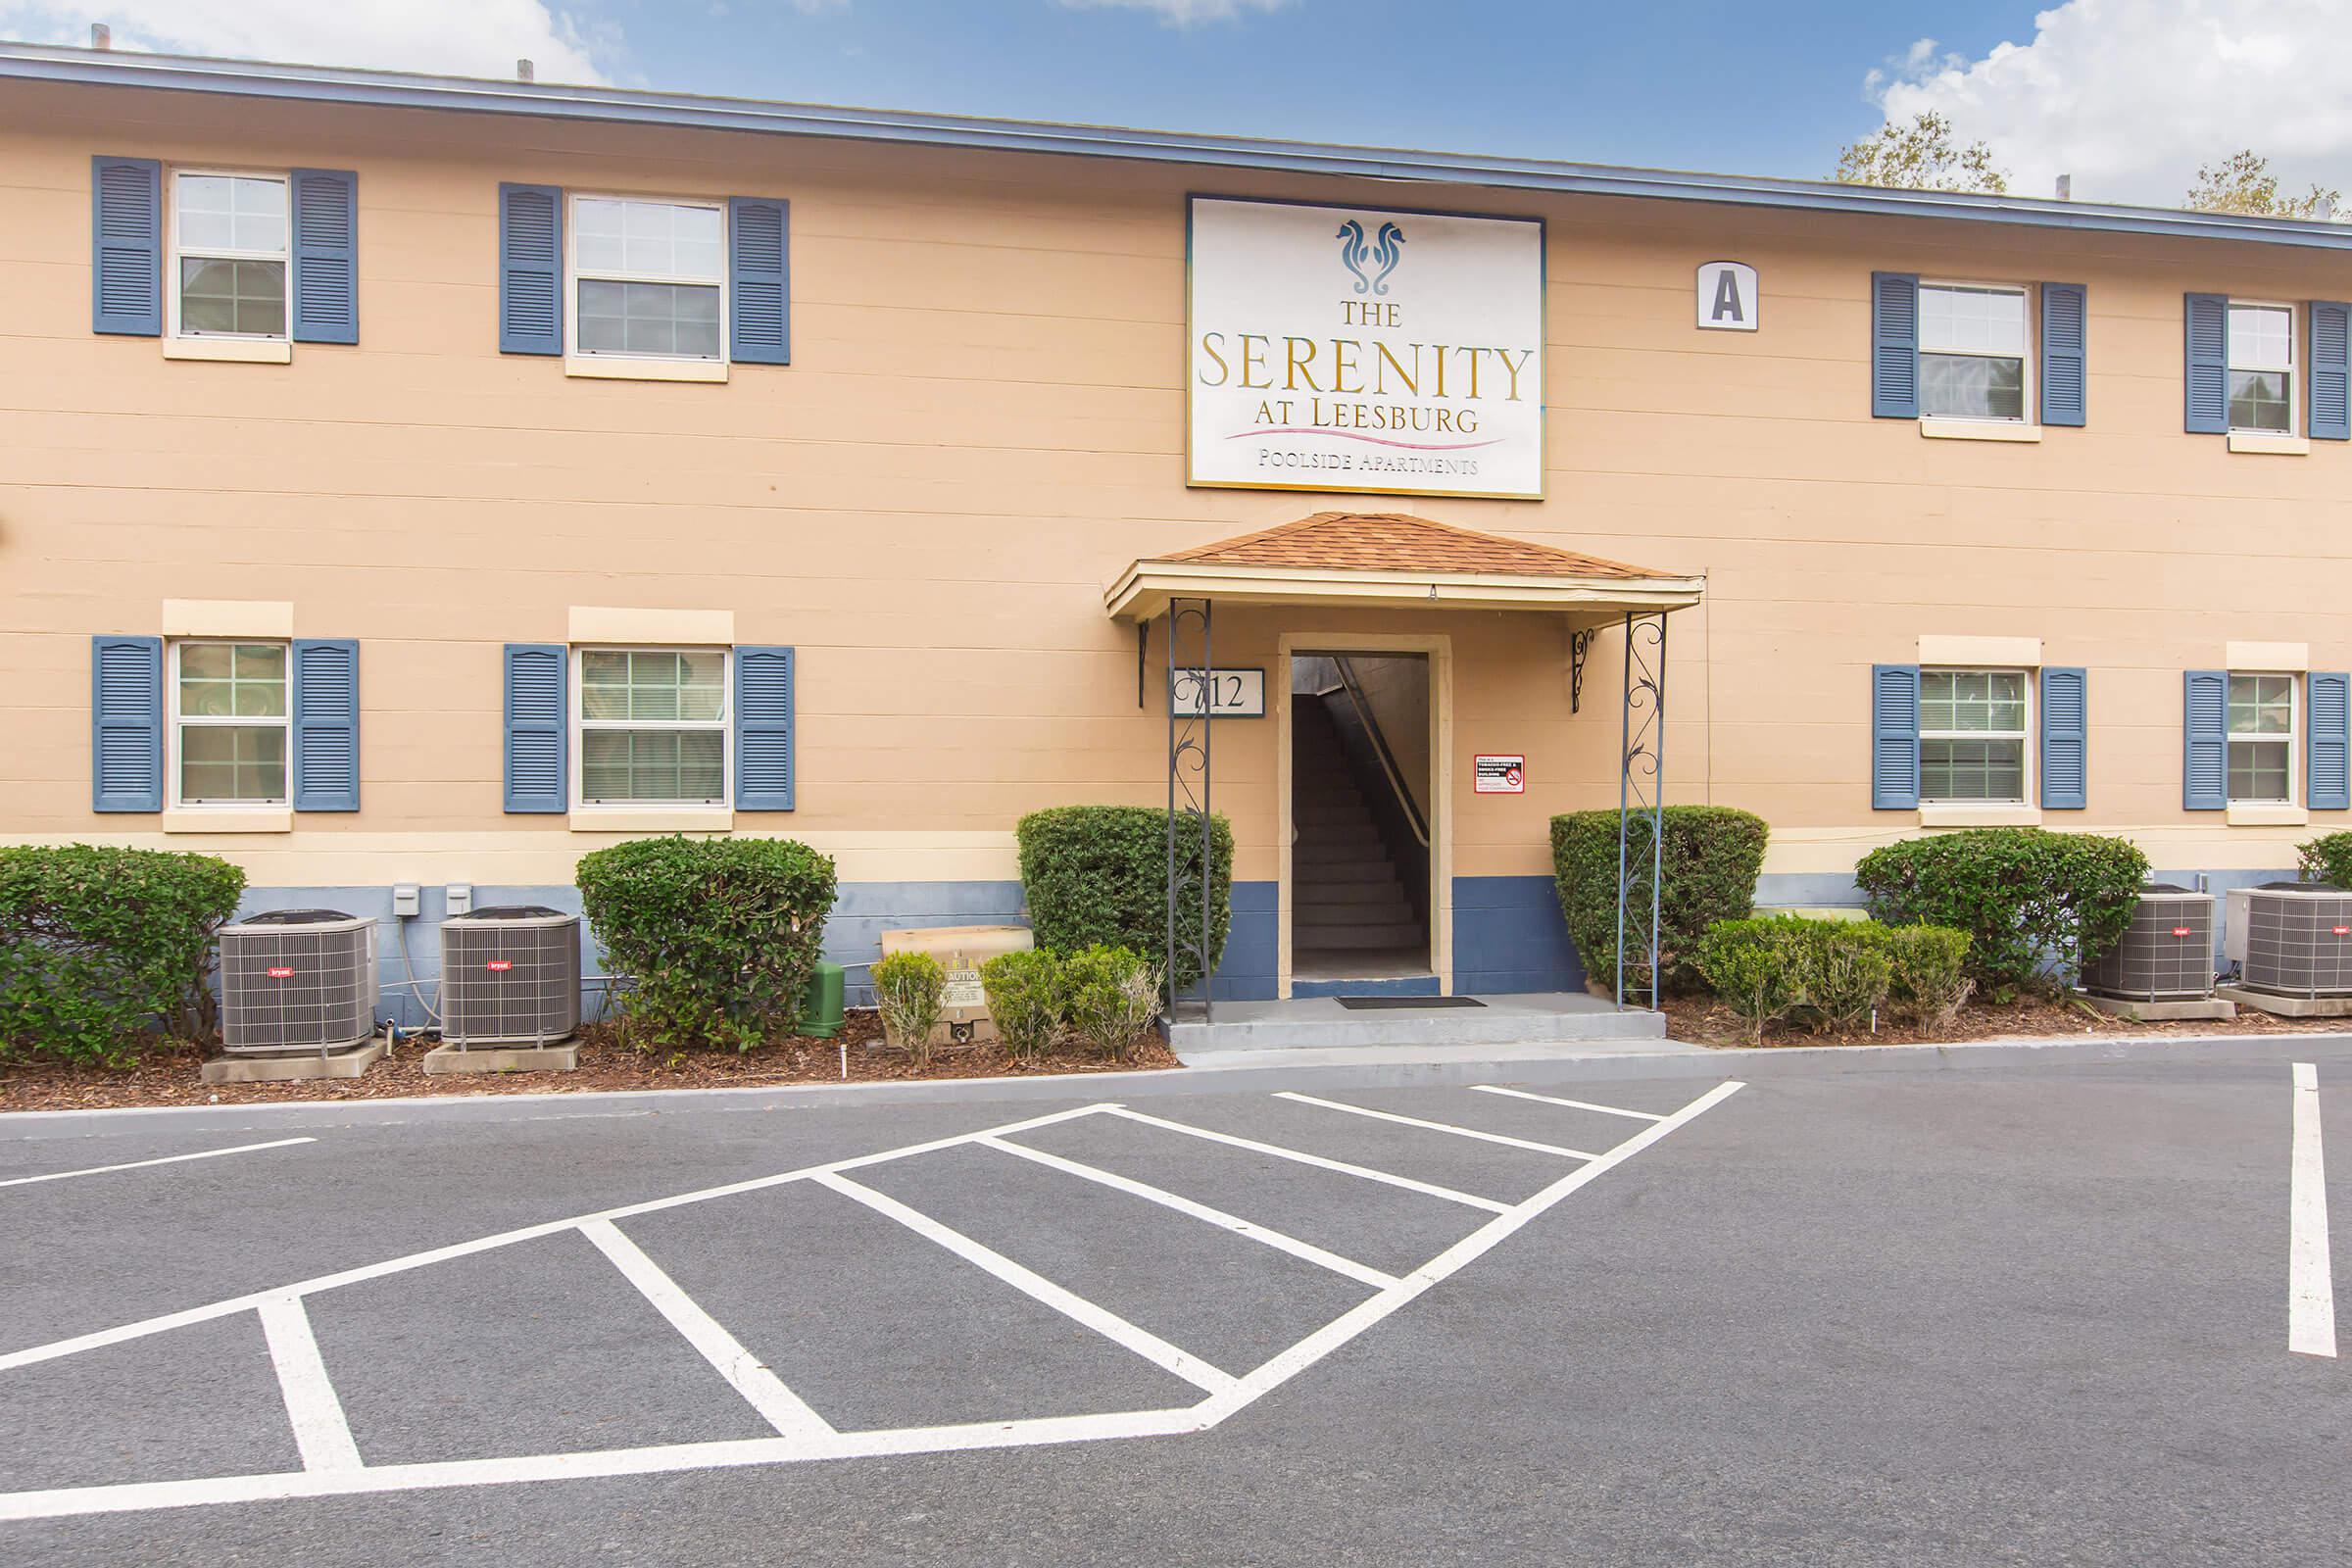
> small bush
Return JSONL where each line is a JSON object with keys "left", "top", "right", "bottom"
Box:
{"left": 980, "top": 949, "right": 1064, "bottom": 1061}
{"left": 2299, "top": 831, "right": 2352, "bottom": 890}
{"left": 1057, "top": 944, "right": 1161, "bottom": 1058}
{"left": 870, "top": 951, "right": 947, "bottom": 1067}
{"left": 1693, "top": 920, "right": 1810, "bottom": 1044}
{"left": 1551, "top": 807, "right": 1769, "bottom": 994}
{"left": 575, "top": 836, "right": 837, "bottom": 1053}
{"left": 1805, "top": 925, "right": 1894, "bottom": 1033}
{"left": 1853, "top": 829, "right": 2147, "bottom": 992}
{"left": 1879, "top": 923, "right": 1974, "bottom": 1026}
{"left": 0, "top": 845, "right": 246, "bottom": 1065}
{"left": 1017, "top": 807, "right": 1233, "bottom": 994}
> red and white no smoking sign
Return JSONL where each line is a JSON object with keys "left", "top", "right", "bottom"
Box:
{"left": 1474, "top": 755, "right": 1525, "bottom": 794}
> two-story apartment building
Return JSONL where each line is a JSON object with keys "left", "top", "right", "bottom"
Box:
{"left": 4, "top": 42, "right": 2349, "bottom": 1012}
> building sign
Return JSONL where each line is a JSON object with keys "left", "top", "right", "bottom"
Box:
{"left": 1188, "top": 197, "right": 1546, "bottom": 501}
{"left": 1474, "top": 754, "right": 1526, "bottom": 794}
{"left": 1696, "top": 261, "right": 1757, "bottom": 331}
{"left": 1170, "top": 666, "right": 1266, "bottom": 718}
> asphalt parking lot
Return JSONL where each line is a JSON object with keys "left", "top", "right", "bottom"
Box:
{"left": 1, "top": 1037, "right": 2345, "bottom": 1566}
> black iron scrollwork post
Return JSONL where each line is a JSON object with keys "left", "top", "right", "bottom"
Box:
{"left": 1615, "top": 612, "right": 1668, "bottom": 1009}
{"left": 1165, "top": 597, "right": 1214, "bottom": 1023}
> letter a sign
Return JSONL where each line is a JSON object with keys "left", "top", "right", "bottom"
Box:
{"left": 1696, "top": 261, "right": 1758, "bottom": 331}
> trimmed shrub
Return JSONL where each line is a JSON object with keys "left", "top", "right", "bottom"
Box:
{"left": 1805, "top": 925, "right": 1894, "bottom": 1033}
{"left": 575, "top": 835, "right": 837, "bottom": 1053}
{"left": 0, "top": 845, "right": 246, "bottom": 1065}
{"left": 1551, "top": 807, "right": 1769, "bottom": 993}
{"left": 1693, "top": 919, "right": 1810, "bottom": 1044}
{"left": 1016, "top": 807, "right": 1233, "bottom": 994}
{"left": 870, "top": 951, "right": 947, "bottom": 1067}
{"left": 1057, "top": 944, "right": 1162, "bottom": 1058}
{"left": 2299, "top": 831, "right": 2352, "bottom": 890}
{"left": 980, "top": 949, "right": 1064, "bottom": 1062}
{"left": 1853, "top": 828, "right": 2146, "bottom": 992}
{"left": 1879, "top": 923, "right": 1974, "bottom": 1026}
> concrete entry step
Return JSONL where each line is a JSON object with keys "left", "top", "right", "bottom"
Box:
{"left": 1165, "top": 994, "right": 1666, "bottom": 1056}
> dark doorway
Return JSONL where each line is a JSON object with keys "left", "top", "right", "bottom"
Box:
{"left": 1290, "top": 653, "right": 1432, "bottom": 985}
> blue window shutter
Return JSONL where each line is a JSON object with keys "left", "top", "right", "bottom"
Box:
{"left": 2310, "top": 672, "right": 2350, "bottom": 810}
{"left": 1870, "top": 272, "right": 1919, "bottom": 419}
{"left": 2040, "top": 283, "right": 2086, "bottom": 427}
{"left": 1871, "top": 663, "right": 1920, "bottom": 809}
{"left": 2182, "top": 669, "right": 2229, "bottom": 809}
{"left": 291, "top": 639, "right": 361, "bottom": 811}
{"left": 2039, "top": 666, "right": 2088, "bottom": 809}
{"left": 728, "top": 197, "right": 790, "bottom": 366}
{"left": 289, "top": 169, "right": 359, "bottom": 345}
{"left": 735, "top": 646, "right": 796, "bottom": 810}
{"left": 2309, "top": 302, "right": 2350, "bottom": 440}
{"left": 90, "top": 156, "right": 162, "bottom": 336}
{"left": 90, "top": 635, "right": 164, "bottom": 811}
{"left": 2184, "top": 293, "right": 2229, "bottom": 434}
{"left": 504, "top": 644, "right": 567, "bottom": 812}
{"left": 498, "top": 183, "right": 564, "bottom": 356}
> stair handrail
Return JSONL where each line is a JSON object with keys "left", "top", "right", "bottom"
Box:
{"left": 1330, "top": 656, "right": 1430, "bottom": 850}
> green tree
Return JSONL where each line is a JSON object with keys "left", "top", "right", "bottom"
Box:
{"left": 2185, "top": 150, "right": 2340, "bottom": 220}
{"left": 1835, "top": 111, "right": 2009, "bottom": 195}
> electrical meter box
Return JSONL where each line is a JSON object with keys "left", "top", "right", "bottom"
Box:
{"left": 877, "top": 925, "right": 1035, "bottom": 1046}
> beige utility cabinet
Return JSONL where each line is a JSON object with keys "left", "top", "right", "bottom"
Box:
{"left": 878, "top": 924, "right": 1035, "bottom": 1047}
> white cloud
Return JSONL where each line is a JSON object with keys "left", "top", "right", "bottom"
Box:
{"left": 1055, "top": 0, "right": 1294, "bottom": 24}
{"left": 1863, "top": 0, "right": 2352, "bottom": 205}
{"left": 0, "top": 0, "right": 621, "bottom": 83}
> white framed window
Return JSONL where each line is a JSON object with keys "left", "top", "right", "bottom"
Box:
{"left": 1920, "top": 667, "right": 2031, "bottom": 804}
{"left": 171, "top": 641, "right": 289, "bottom": 807}
{"left": 2227, "top": 301, "right": 2295, "bottom": 433}
{"left": 1918, "top": 282, "right": 2032, "bottom": 422}
{"left": 2227, "top": 671, "right": 2297, "bottom": 804}
{"left": 168, "top": 171, "right": 289, "bottom": 340}
{"left": 574, "top": 648, "right": 730, "bottom": 807}
{"left": 567, "top": 195, "right": 725, "bottom": 362}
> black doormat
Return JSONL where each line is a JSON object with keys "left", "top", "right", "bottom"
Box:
{"left": 1334, "top": 995, "right": 1487, "bottom": 1010}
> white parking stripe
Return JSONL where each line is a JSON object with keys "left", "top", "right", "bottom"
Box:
{"left": 579, "top": 1219, "right": 836, "bottom": 1440}
{"left": 978, "top": 1135, "right": 1399, "bottom": 1291}
{"left": 256, "top": 1296, "right": 362, "bottom": 1474}
{"left": 0, "top": 1079, "right": 1747, "bottom": 1522}
{"left": 2289, "top": 1062, "right": 2337, "bottom": 1358}
{"left": 1470, "top": 1085, "right": 1666, "bottom": 1122}
{"left": 1104, "top": 1107, "right": 1513, "bottom": 1213}
{"left": 0, "top": 1137, "right": 317, "bottom": 1190}
{"left": 814, "top": 1170, "right": 1240, "bottom": 1396}
{"left": 0, "top": 1102, "right": 1117, "bottom": 1377}
{"left": 1273, "top": 1092, "right": 1599, "bottom": 1160}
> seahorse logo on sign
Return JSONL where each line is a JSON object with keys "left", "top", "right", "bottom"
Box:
{"left": 1336, "top": 220, "right": 1405, "bottom": 296}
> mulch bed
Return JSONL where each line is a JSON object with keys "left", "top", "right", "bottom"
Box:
{"left": 0, "top": 1010, "right": 1178, "bottom": 1114}
{"left": 1661, "top": 991, "right": 2320, "bottom": 1049}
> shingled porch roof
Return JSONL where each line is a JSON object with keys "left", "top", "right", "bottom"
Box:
{"left": 1104, "top": 512, "right": 1703, "bottom": 622}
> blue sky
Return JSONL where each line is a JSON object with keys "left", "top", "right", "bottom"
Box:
{"left": 9, "top": 2, "right": 2344, "bottom": 205}
{"left": 598, "top": 1, "right": 2051, "bottom": 180}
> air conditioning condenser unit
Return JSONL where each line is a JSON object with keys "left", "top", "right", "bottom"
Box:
{"left": 218, "top": 909, "right": 377, "bottom": 1055}
{"left": 439, "top": 906, "right": 581, "bottom": 1048}
{"left": 2082, "top": 884, "right": 2217, "bottom": 1003}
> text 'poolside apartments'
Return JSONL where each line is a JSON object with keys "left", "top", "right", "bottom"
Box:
{"left": 3, "top": 41, "right": 2350, "bottom": 1012}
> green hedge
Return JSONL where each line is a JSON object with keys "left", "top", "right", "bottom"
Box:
{"left": 1016, "top": 807, "right": 1232, "bottom": 993}
{"left": 1694, "top": 916, "right": 1972, "bottom": 1044}
{"left": 2299, "top": 831, "right": 2352, "bottom": 890}
{"left": 0, "top": 845, "right": 246, "bottom": 1065}
{"left": 1853, "top": 828, "right": 2146, "bottom": 992}
{"left": 575, "top": 836, "right": 837, "bottom": 1053}
{"left": 1550, "top": 807, "right": 1769, "bottom": 993}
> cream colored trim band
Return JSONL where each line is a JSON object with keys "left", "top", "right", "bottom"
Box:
{"left": 567, "top": 607, "right": 737, "bottom": 645}
{"left": 163, "top": 600, "right": 296, "bottom": 639}
{"left": 1917, "top": 634, "right": 2041, "bottom": 667}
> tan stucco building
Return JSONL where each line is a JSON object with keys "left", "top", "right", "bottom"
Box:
{"left": 5, "top": 42, "right": 2350, "bottom": 1010}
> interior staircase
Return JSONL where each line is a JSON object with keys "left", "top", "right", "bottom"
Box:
{"left": 1291, "top": 695, "right": 1427, "bottom": 974}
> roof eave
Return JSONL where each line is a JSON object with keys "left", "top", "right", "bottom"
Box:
{"left": 10, "top": 43, "right": 2352, "bottom": 254}
{"left": 1103, "top": 559, "right": 1705, "bottom": 622}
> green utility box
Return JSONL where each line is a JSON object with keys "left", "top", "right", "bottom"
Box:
{"left": 798, "top": 960, "right": 847, "bottom": 1039}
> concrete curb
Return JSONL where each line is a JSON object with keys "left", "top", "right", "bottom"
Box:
{"left": 4, "top": 1026, "right": 2347, "bottom": 1138}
